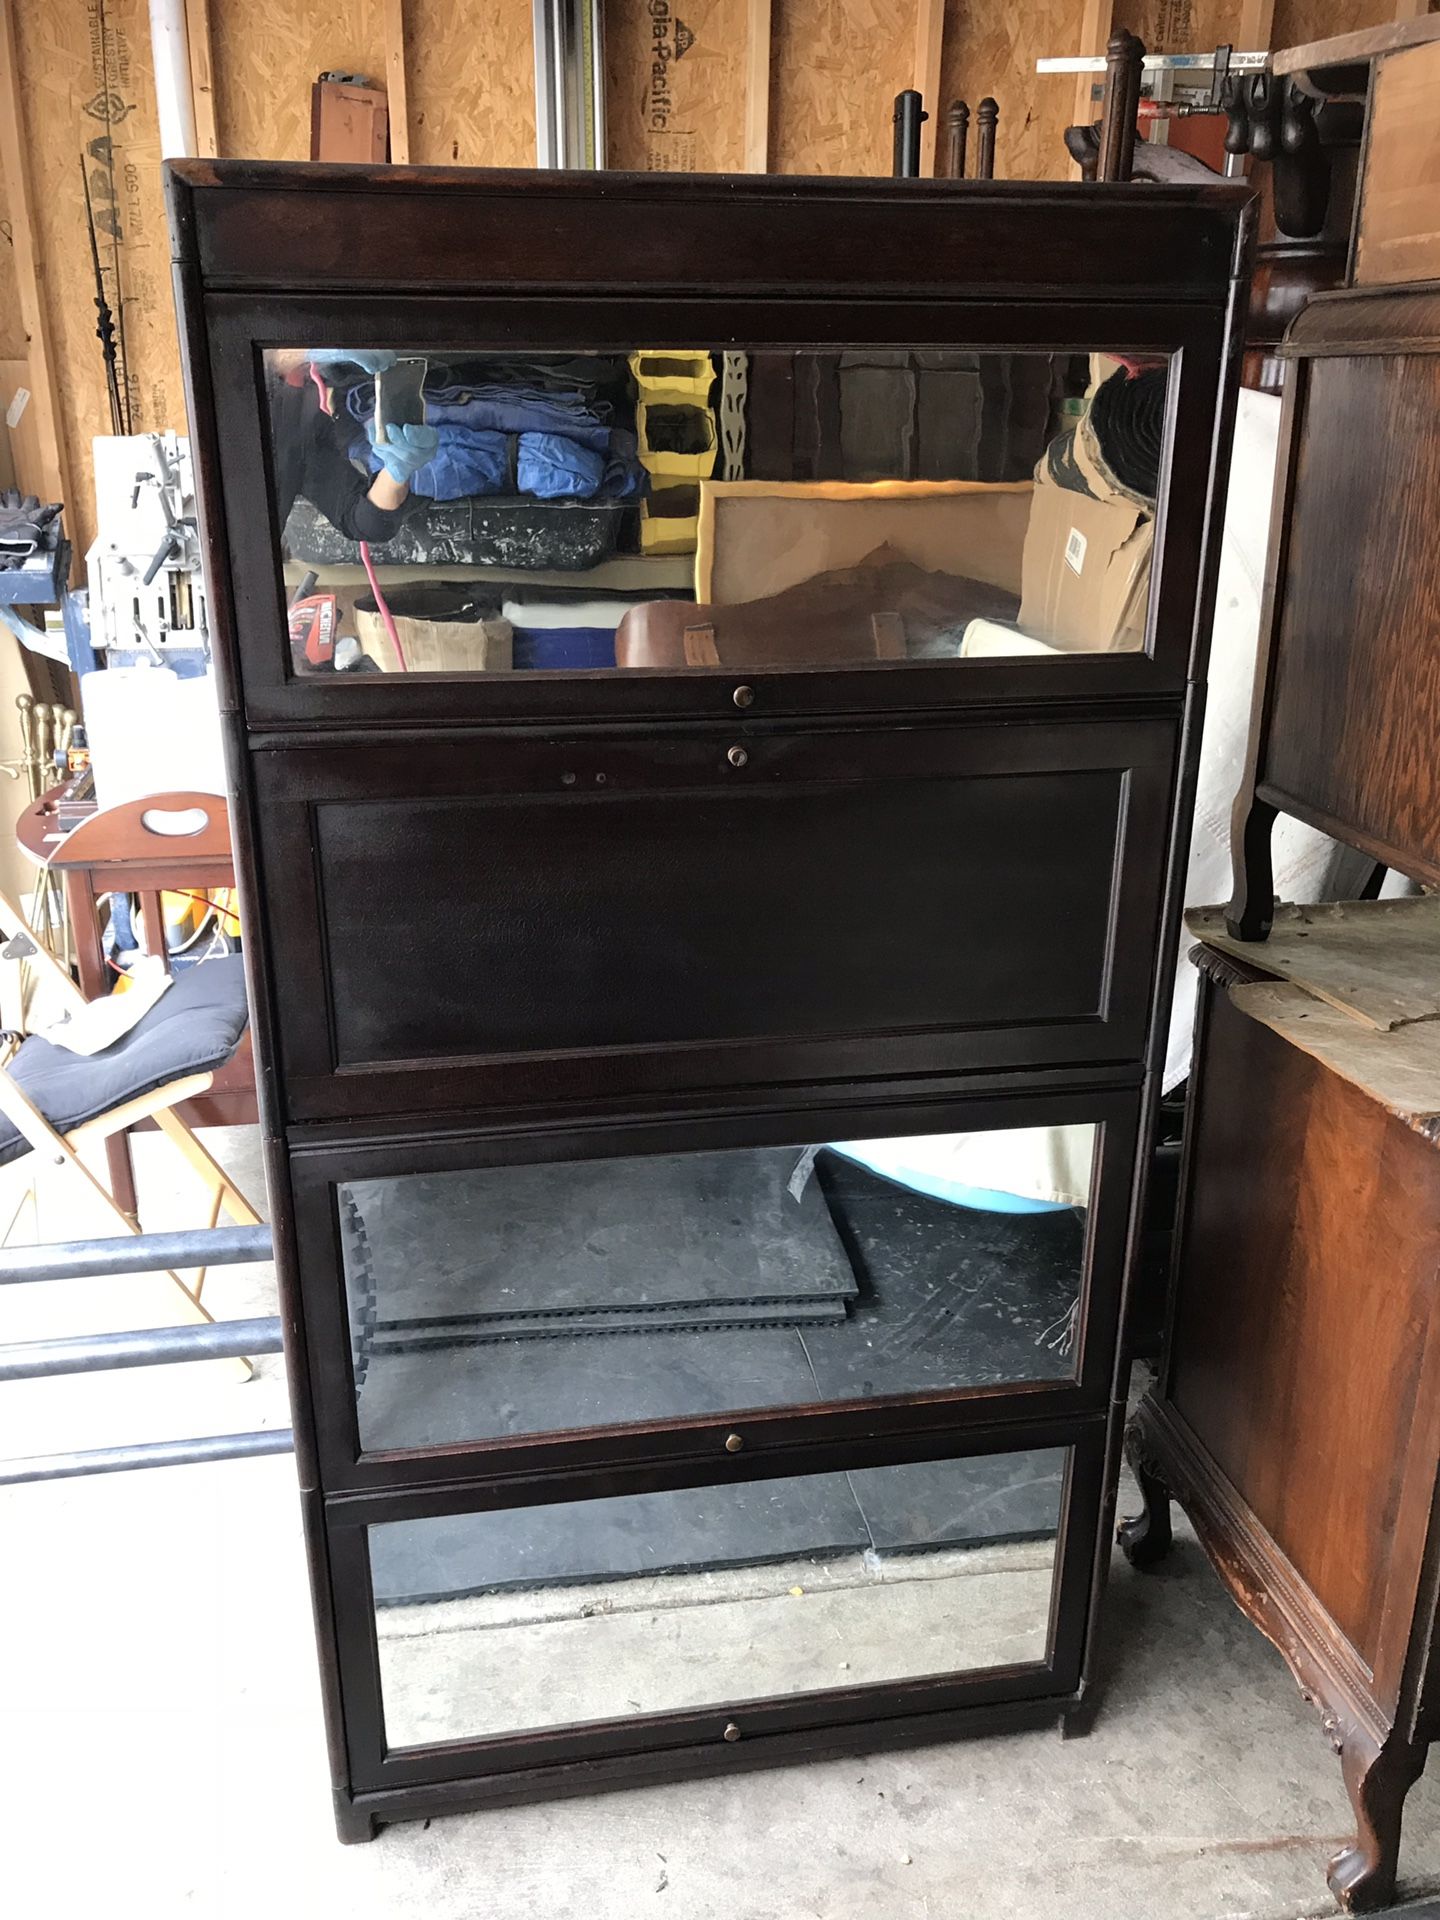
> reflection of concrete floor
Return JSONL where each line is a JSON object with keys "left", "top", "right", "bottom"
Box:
{"left": 6, "top": 1127, "right": 1440, "bottom": 1918}
{"left": 377, "top": 1542, "right": 1054, "bottom": 1747}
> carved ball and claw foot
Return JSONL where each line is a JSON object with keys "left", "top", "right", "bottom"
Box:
{"left": 1117, "top": 1425, "right": 1174, "bottom": 1569}
{"left": 1326, "top": 1729, "right": 1425, "bottom": 1912}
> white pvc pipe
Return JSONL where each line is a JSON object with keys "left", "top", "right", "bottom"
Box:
{"left": 148, "top": 0, "right": 197, "bottom": 159}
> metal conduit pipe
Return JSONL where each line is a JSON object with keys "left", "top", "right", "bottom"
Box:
{"left": 0, "top": 1429, "right": 295, "bottom": 1487}
{"left": 0, "top": 1224, "right": 273, "bottom": 1285}
{"left": 0, "top": 1316, "right": 283, "bottom": 1382}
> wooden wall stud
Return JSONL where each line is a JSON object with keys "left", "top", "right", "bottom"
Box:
{"left": 383, "top": 0, "right": 411, "bottom": 165}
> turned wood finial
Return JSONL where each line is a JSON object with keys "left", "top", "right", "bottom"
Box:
{"left": 975, "top": 96, "right": 999, "bottom": 180}
{"left": 943, "top": 99, "right": 970, "bottom": 179}
{"left": 1098, "top": 30, "right": 1144, "bottom": 182}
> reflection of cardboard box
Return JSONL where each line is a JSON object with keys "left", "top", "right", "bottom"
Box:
{"left": 355, "top": 606, "right": 513, "bottom": 673}
{"left": 1018, "top": 480, "right": 1153, "bottom": 654}
{"left": 697, "top": 479, "right": 1033, "bottom": 604}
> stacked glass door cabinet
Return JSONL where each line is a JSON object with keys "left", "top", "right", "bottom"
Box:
{"left": 168, "top": 159, "right": 1251, "bottom": 1838}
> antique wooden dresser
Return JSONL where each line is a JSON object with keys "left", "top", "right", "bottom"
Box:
{"left": 168, "top": 159, "right": 1250, "bottom": 1838}
{"left": 1126, "top": 911, "right": 1440, "bottom": 1914}
{"left": 1126, "top": 20, "right": 1440, "bottom": 1912}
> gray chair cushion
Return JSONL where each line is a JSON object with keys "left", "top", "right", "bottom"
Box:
{"left": 0, "top": 954, "right": 249, "bottom": 1168}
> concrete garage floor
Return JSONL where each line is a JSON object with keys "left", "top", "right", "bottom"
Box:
{"left": 3, "top": 1127, "right": 1440, "bottom": 1920}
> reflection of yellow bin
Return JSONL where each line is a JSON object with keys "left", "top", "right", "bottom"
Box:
{"left": 640, "top": 485, "right": 700, "bottom": 555}
{"left": 637, "top": 398, "right": 717, "bottom": 481}
{"left": 628, "top": 350, "right": 714, "bottom": 403}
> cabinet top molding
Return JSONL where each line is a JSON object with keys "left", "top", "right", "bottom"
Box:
{"left": 165, "top": 159, "right": 1254, "bottom": 304}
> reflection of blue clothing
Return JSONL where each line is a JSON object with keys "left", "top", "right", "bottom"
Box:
{"left": 354, "top": 427, "right": 643, "bottom": 503}
{"left": 346, "top": 378, "right": 644, "bottom": 503}
{"left": 346, "top": 380, "right": 611, "bottom": 444}
{"left": 423, "top": 386, "right": 615, "bottom": 450}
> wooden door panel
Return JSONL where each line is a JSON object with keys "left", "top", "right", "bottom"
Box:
{"left": 1261, "top": 353, "right": 1440, "bottom": 882}
{"left": 255, "top": 718, "right": 1176, "bottom": 1120}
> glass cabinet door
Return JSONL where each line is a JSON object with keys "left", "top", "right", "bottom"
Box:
{"left": 367, "top": 1447, "right": 1070, "bottom": 1751}
{"left": 294, "top": 1105, "right": 1136, "bottom": 1478}
{"left": 257, "top": 343, "right": 1170, "bottom": 687}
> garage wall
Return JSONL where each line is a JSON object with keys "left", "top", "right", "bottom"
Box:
{"left": 2, "top": 0, "right": 1426, "bottom": 551}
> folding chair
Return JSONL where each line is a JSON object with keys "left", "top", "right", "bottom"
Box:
{"left": 0, "top": 886, "right": 262, "bottom": 1375}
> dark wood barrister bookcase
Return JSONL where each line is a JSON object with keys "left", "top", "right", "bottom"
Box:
{"left": 167, "top": 159, "right": 1251, "bottom": 1840}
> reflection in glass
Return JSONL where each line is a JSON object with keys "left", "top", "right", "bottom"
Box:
{"left": 342, "top": 1126, "right": 1095, "bottom": 1452}
{"left": 371, "top": 1449, "right": 1066, "bottom": 1748}
{"left": 263, "top": 346, "right": 1168, "bottom": 675}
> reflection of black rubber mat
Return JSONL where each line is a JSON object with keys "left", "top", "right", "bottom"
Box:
{"left": 360, "top": 1154, "right": 1081, "bottom": 1605}
{"left": 346, "top": 1150, "right": 858, "bottom": 1357}
{"left": 369, "top": 1449, "right": 1066, "bottom": 1605}
{"left": 359, "top": 1321, "right": 825, "bottom": 1452}
{"left": 803, "top": 1154, "right": 1084, "bottom": 1399}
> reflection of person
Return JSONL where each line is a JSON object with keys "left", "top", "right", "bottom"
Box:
{"left": 267, "top": 348, "right": 437, "bottom": 544}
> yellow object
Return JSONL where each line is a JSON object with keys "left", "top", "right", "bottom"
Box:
{"left": 628, "top": 350, "right": 714, "bottom": 403}
{"left": 639, "top": 487, "right": 700, "bottom": 555}
{"left": 636, "top": 397, "right": 717, "bottom": 483}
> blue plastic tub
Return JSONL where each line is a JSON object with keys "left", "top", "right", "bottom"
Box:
{"left": 511, "top": 626, "right": 617, "bottom": 670}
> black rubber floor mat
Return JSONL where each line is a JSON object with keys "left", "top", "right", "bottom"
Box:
{"left": 803, "top": 1154, "right": 1082, "bottom": 1399}
{"left": 370, "top": 1469, "right": 873, "bottom": 1604}
{"left": 356, "top": 1320, "right": 824, "bottom": 1451}
{"left": 369, "top": 1451, "right": 1063, "bottom": 1605}
{"left": 344, "top": 1149, "right": 858, "bottom": 1339}
{"left": 365, "top": 1295, "right": 847, "bottom": 1353}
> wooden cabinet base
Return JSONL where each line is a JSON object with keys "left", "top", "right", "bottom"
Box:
{"left": 1122, "top": 1395, "right": 1429, "bottom": 1913}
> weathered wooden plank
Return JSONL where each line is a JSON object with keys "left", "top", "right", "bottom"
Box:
{"left": 1189, "top": 898, "right": 1440, "bottom": 1032}
{"left": 1231, "top": 979, "right": 1440, "bottom": 1138}
{"left": 382, "top": 0, "right": 410, "bottom": 164}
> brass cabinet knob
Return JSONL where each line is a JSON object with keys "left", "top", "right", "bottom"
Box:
{"left": 727, "top": 745, "right": 749, "bottom": 768}
{"left": 724, "top": 1432, "right": 744, "bottom": 1453}
{"left": 723, "top": 1721, "right": 742, "bottom": 1742}
{"left": 733, "top": 684, "right": 754, "bottom": 708}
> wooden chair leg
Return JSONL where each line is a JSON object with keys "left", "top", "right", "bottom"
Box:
{"left": 104, "top": 1130, "right": 141, "bottom": 1222}
{"left": 0, "top": 1176, "right": 37, "bottom": 1249}
{"left": 150, "top": 1106, "right": 264, "bottom": 1227}
{"left": 0, "top": 1069, "right": 252, "bottom": 1379}
{"left": 189, "top": 1178, "right": 227, "bottom": 1305}
{"left": 55, "top": 1152, "right": 252, "bottom": 1381}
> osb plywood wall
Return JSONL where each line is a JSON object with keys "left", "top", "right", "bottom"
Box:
{"left": 4, "top": 0, "right": 1426, "bottom": 555}
{"left": 1116, "top": 0, "right": 1422, "bottom": 49}
{"left": 212, "top": 0, "right": 385, "bottom": 158}
{"left": 939, "top": 0, "right": 1091, "bottom": 184}
{"left": 769, "top": 0, "right": 914, "bottom": 175}
{"left": 1113, "top": 0, "right": 1244, "bottom": 46}
{"left": 405, "top": 0, "right": 534, "bottom": 166}
{"left": 13, "top": 0, "right": 182, "bottom": 553}
{"left": 605, "top": 0, "right": 750, "bottom": 172}
{"left": 1270, "top": 0, "right": 1412, "bottom": 47}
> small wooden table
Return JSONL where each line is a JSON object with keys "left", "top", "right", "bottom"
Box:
{"left": 16, "top": 783, "right": 256, "bottom": 1216}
